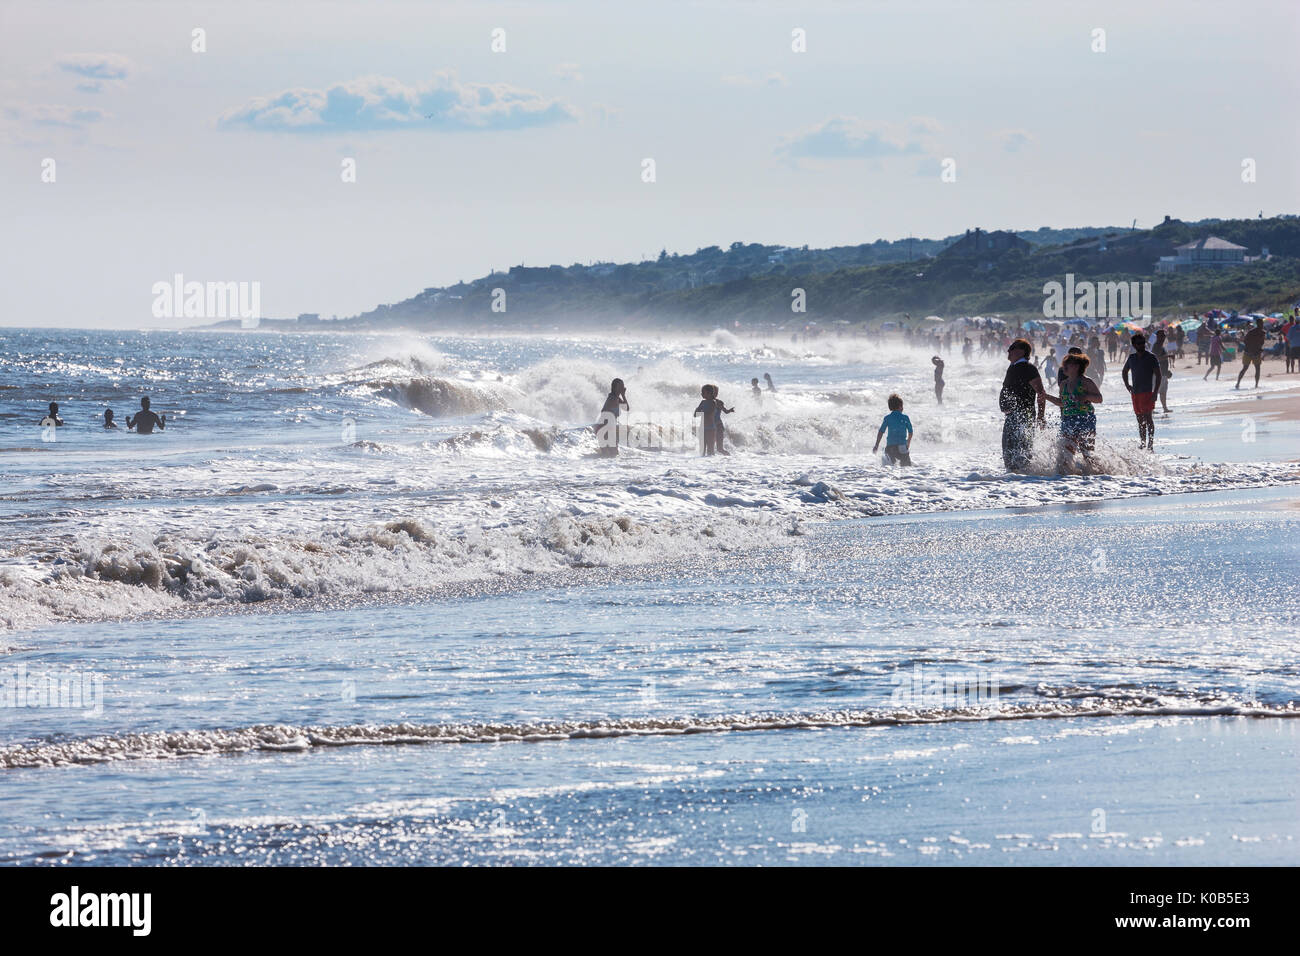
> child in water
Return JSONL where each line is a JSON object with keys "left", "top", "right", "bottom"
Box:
{"left": 694, "top": 385, "right": 718, "bottom": 456}
{"left": 872, "top": 393, "right": 913, "bottom": 466}
{"left": 712, "top": 386, "right": 735, "bottom": 455}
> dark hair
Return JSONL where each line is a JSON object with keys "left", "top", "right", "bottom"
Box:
{"left": 1063, "top": 353, "right": 1091, "bottom": 373}
{"left": 610, "top": 378, "right": 624, "bottom": 394}
{"left": 887, "top": 393, "right": 903, "bottom": 411}
{"left": 1008, "top": 338, "right": 1032, "bottom": 358}
{"left": 1067, "top": 346, "right": 1083, "bottom": 355}
{"left": 1131, "top": 333, "right": 1146, "bottom": 347}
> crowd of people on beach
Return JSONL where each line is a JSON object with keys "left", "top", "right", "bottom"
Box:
{"left": 596, "top": 306, "right": 1298, "bottom": 473}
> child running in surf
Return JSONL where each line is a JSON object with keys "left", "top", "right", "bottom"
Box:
{"left": 872, "top": 393, "right": 913, "bottom": 466}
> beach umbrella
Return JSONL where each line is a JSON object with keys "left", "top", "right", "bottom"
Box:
{"left": 1063, "top": 318, "right": 1090, "bottom": 328}
{"left": 923, "top": 315, "right": 945, "bottom": 323}
{"left": 1178, "top": 318, "right": 1200, "bottom": 331}
{"left": 1222, "top": 316, "right": 1251, "bottom": 327}
{"left": 1023, "top": 319, "right": 1045, "bottom": 331}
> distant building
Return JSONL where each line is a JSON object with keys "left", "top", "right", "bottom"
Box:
{"left": 1156, "top": 236, "right": 1248, "bottom": 273}
{"left": 941, "top": 228, "right": 1031, "bottom": 258}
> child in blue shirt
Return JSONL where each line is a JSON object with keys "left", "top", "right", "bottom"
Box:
{"left": 872, "top": 393, "right": 913, "bottom": 465}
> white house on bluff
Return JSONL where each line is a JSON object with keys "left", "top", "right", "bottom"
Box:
{"left": 1156, "top": 236, "right": 1248, "bottom": 273}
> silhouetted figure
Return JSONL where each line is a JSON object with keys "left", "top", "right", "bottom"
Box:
{"left": 596, "top": 379, "right": 627, "bottom": 457}
{"left": 41, "top": 402, "right": 65, "bottom": 427}
{"left": 126, "top": 396, "right": 165, "bottom": 434}
{"left": 103, "top": 409, "right": 118, "bottom": 429}
{"left": 763, "top": 373, "right": 776, "bottom": 393}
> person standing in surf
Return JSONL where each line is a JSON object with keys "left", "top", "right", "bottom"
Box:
{"left": 931, "top": 355, "right": 945, "bottom": 404}
{"left": 1121, "top": 333, "right": 1161, "bottom": 450}
{"left": 998, "top": 339, "right": 1046, "bottom": 471}
{"left": 1042, "top": 352, "right": 1103, "bottom": 473}
{"left": 712, "top": 386, "right": 735, "bottom": 455}
{"left": 1153, "top": 328, "right": 1173, "bottom": 414}
{"left": 1235, "top": 317, "right": 1267, "bottom": 389}
{"left": 126, "top": 396, "right": 165, "bottom": 434}
{"left": 694, "top": 384, "right": 718, "bottom": 456}
{"left": 596, "top": 378, "right": 628, "bottom": 457}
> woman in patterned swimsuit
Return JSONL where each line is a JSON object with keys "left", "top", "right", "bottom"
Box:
{"left": 1043, "top": 352, "right": 1103, "bottom": 473}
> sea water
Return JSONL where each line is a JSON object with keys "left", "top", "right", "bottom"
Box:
{"left": 1, "top": 328, "right": 1296, "bottom": 865}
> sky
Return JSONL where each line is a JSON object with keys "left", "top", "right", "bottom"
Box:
{"left": 1, "top": 0, "right": 1297, "bottom": 328}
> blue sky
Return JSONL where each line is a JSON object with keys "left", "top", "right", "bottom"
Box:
{"left": 2, "top": 0, "right": 1297, "bottom": 327}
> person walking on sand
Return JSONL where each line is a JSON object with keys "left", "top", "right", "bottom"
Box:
{"left": 1203, "top": 329, "right": 1224, "bottom": 380}
{"left": 694, "top": 385, "right": 718, "bottom": 456}
{"left": 1042, "top": 352, "right": 1103, "bottom": 473}
{"left": 1121, "top": 333, "right": 1161, "bottom": 451}
{"left": 931, "top": 355, "right": 945, "bottom": 404}
{"left": 1286, "top": 316, "right": 1300, "bottom": 375}
{"left": 872, "top": 393, "right": 913, "bottom": 466}
{"left": 1196, "top": 318, "right": 1211, "bottom": 365}
{"left": 998, "top": 339, "right": 1047, "bottom": 471}
{"left": 596, "top": 378, "right": 628, "bottom": 457}
{"left": 1235, "top": 317, "right": 1267, "bottom": 389}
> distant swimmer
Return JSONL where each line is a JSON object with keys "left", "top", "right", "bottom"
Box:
{"left": 126, "top": 396, "right": 165, "bottom": 434}
{"left": 40, "top": 401, "right": 65, "bottom": 428}
{"left": 103, "top": 409, "right": 118, "bottom": 429}
{"left": 873, "top": 393, "right": 913, "bottom": 466}
{"left": 596, "top": 378, "right": 628, "bottom": 457}
{"left": 1121, "top": 333, "right": 1160, "bottom": 451}
{"left": 763, "top": 373, "right": 776, "bottom": 393}
{"left": 931, "top": 355, "right": 945, "bottom": 404}
{"left": 751, "top": 377, "right": 762, "bottom": 402}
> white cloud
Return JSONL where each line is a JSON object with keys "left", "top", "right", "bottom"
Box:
{"left": 554, "top": 62, "right": 583, "bottom": 82}
{"left": 777, "top": 116, "right": 930, "bottom": 161}
{"left": 218, "top": 71, "right": 578, "bottom": 133}
{"left": 721, "top": 72, "right": 789, "bottom": 88}
{"left": 993, "top": 128, "right": 1035, "bottom": 152}
{"left": 58, "top": 53, "right": 132, "bottom": 91}
{"left": 5, "top": 104, "right": 108, "bottom": 128}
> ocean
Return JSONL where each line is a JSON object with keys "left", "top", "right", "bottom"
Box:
{"left": 1, "top": 327, "right": 1297, "bottom": 865}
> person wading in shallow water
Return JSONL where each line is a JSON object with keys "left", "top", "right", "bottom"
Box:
{"left": 1121, "top": 334, "right": 1161, "bottom": 450}
{"left": 126, "top": 396, "right": 165, "bottom": 434}
{"left": 1042, "top": 351, "right": 1103, "bottom": 474}
{"left": 998, "top": 338, "right": 1046, "bottom": 471}
{"left": 596, "top": 379, "right": 628, "bottom": 457}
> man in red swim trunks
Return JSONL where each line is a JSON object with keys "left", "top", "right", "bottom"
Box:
{"left": 1121, "top": 333, "right": 1162, "bottom": 450}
